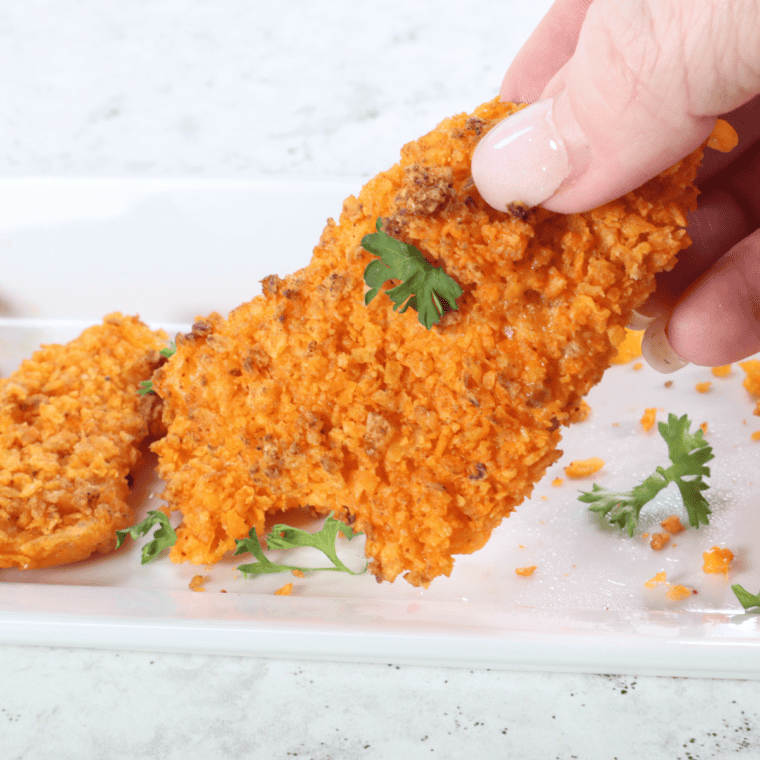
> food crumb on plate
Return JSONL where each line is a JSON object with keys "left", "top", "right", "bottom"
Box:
{"left": 291, "top": 568, "right": 306, "bottom": 578}
{"left": 751, "top": 431, "right": 760, "bottom": 442}
{"left": 564, "top": 457, "right": 604, "bottom": 478}
{"left": 700, "top": 422, "right": 708, "bottom": 434}
{"left": 650, "top": 532, "right": 670, "bottom": 551}
{"left": 633, "top": 362, "right": 643, "bottom": 371}
{"left": 640, "top": 407, "right": 657, "bottom": 431}
{"left": 695, "top": 381, "right": 712, "bottom": 393}
{"left": 189, "top": 575, "right": 208, "bottom": 592}
{"left": 515, "top": 565, "right": 536, "bottom": 577}
{"left": 275, "top": 582, "right": 294, "bottom": 596}
{"left": 552, "top": 477, "right": 564, "bottom": 487}
{"left": 660, "top": 515, "right": 685, "bottom": 534}
{"left": 644, "top": 571, "right": 695, "bottom": 599}
{"left": 702, "top": 546, "right": 734, "bottom": 575}
{"left": 711, "top": 364, "right": 732, "bottom": 377}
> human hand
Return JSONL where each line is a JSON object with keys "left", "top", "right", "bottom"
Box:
{"left": 471, "top": 0, "right": 760, "bottom": 370}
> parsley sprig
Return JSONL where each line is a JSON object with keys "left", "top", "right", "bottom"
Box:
{"left": 579, "top": 414, "right": 713, "bottom": 535}
{"left": 362, "top": 218, "right": 464, "bottom": 329}
{"left": 138, "top": 342, "right": 177, "bottom": 396}
{"left": 731, "top": 585, "right": 760, "bottom": 612}
{"left": 234, "top": 513, "right": 366, "bottom": 577}
{"left": 116, "top": 510, "right": 177, "bottom": 564}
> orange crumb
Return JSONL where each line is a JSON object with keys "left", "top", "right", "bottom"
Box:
{"left": 291, "top": 568, "right": 306, "bottom": 578}
{"left": 707, "top": 118, "right": 739, "bottom": 152}
{"left": 633, "top": 362, "right": 643, "bottom": 371}
{"left": 664, "top": 381, "right": 673, "bottom": 388}
{"left": 515, "top": 565, "right": 537, "bottom": 577}
{"left": 660, "top": 515, "right": 685, "bottom": 534}
{"left": 518, "top": 544, "right": 525, "bottom": 549}
{"left": 740, "top": 360, "right": 760, "bottom": 396}
{"left": 700, "top": 422, "right": 708, "bottom": 434}
{"left": 552, "top": 477, "right": 564, "bottom": 487}
{"left": 645, "top": 571, "right": 667, "bottom": 588}
{"left": 642, "top": 532, "right": 650, "bottom": 539}
{"left": 541, "top": 495, "right": 547, "bottom": 501}
{"left": 695, "top": 381, "right": 712, "bottom": 393}
{"left": 752, "top": 431, "right": 760, "bottom": 442}
{"left": 711, "top": 365, "right": 732, "bottom": 378}
{"left": 702, "top": 546, "right": 734, "bottom": 575}
{"left": 189, "top": 575, "right": 208, "bottom": 592}
{"left": 650, "top": 532, "right": 670, "bottom": 551}
{"left": 640, "top": 407, "right": 657, "bottom": 432}
{"left": 575, "top": 400, "right": 591, "bottom": 422}
{"left": 275, "top": 582, "right": 294, "bottom": 596}
{"left": 564, "top": 457, "right": 604, "bottom": 479}
{"left": 667, "top": 584, "right": 694, "bottom": 601}
{"left": 610, "top": 329, "right": 644, "bottom": 364}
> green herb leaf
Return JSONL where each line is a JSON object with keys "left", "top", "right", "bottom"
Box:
{"left": 732, "top": 584, "right": 760, "bottom": 611}
{"left": 234, "top": 513, "right": 366, "bottom": 578}
{"left": 137, "top": 341, "right": 177, "bottom": 395}
{"left": 115, "top": 510, "right": 177, "bottom": 564}
{"left": 579, "top": 413, "right": 713, "bottom": 535}
{"left": 361, "top": 218, "right": 464, "bottom": 329}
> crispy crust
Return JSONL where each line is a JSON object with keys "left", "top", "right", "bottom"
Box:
{"left": 0, "top": 313, "right": 167, "bottom": 569}
{"left": 153, "top": 98, "right": 701, "bottom": 586}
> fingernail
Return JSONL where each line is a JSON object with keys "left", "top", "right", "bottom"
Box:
{"left": 472, "top": 99, "right": 571, "bottom": 211}
{"left": 626, "top": 310, "right": 655, "bottom": 330}
{"left": 642, "top": 315, "right": 690, "bottom": 374}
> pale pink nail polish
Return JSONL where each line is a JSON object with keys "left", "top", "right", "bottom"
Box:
{"left": 642, "top": 315, "right": 690, "bottom": 374}
{"left": 471, "top": 99, "right": 570, "bottom": 211}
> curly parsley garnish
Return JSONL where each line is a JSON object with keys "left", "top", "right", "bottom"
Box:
{"left": 138, "top": 342, "right": 176, "bottom": 396}
{"left": 234, "top": 513, "right": 366, "bottom": 577}
{"left": 116, "top": 510, "right": 177, "bottom": 564}
{"left": 579, "top": 413, "right": 713, "bottom": 535}
{"left": 362, "top": 218, "right": 464, "bottom": 329}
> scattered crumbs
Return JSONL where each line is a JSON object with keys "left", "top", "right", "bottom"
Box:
{"left": 291, "top": 568, "right": 306, "bottom": 578}
{"left": 650, "top": 532, "right": 670, "bottom": 551}
{"left": 752, "top": 431, "right": 760, "bottom": 442}
{"left": 645, "top": 571, "right": 695, "bottom": 600}
{"left": 700, "top": 422, "right": 708, "bottom": 434}
{"left": 640, "top": 407, "right": 657, "bottom": 432}
{"left": 645, "top": 571, "right": 667, "bottom": 589}
{"left": 610, "top": 329, "right": 644, "bottom": 364}
{"left": 711, "top": 364, "right": 732, "bottom": 377}
{"left": 632, "top": 362, "right": 643, "bottom": 371}
{"left": 642, "top": 532, "right": 650, "bottom": 539}
{"left": 552, "top": 477, "right": 564, "bottom": 487}
{"left": 667, "top": 584, "right": 694, "bottom": 601}
{"left": 220, "top": 589, "right": 227, "bottom": 593}
{"left": 611, "top": 422, "right": 620, "bottom": 427}
{"left": 660, "top": 515, "right": 685, "bottom": 534}
{"left": 739, "top": 359, "right": 760, "bottom": 395}
{"left": 275, "top": 582, "right": 294, "bottom": 596}
{"left": 564, "top": 457, "right": 604, "bottom": 478}
{"left": 518, "top": 544, "right": 525, "bottom": 550}
{"left": 189, "top": 575, "right": 208, "bottom": 592}
{"left": 695, "top": 381, "right": 712, "bottom": 393}
{"left": 515, "top": 566, "right": 537, "bottom": 577}
{"left": 703, "top": 546, "right": 734, "bottom": 575}
{"left": 664, "top": 380, "right": 673, "bottom": 388}
{"left": 541, "top": 495, "right": 547, "bottom": 501}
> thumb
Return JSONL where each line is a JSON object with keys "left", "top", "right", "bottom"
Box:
{"left": 472, "top": 0, "right": 760, "bottom": 214}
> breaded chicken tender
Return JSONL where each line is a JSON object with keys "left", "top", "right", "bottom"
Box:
{"left": 153, "top": 98, "right": 702, "bottom": 587}
{"left": 0, "top": 313, "right": 167, "bottom": 569}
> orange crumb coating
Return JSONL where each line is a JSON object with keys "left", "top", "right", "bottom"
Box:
{"left": 189, "top": 574, "right": 208, "bottom": 591}
{"left": 152, "top": 98, "right": 702, "bottom": 587}
{"left": 515, "top": 565, "right": 536, "bottom": 577}
{"left": 564, "top": 457, "right": 605, "bottom": 479}
{"left": 650, "top": 532, "right": 670, "bottom": 550}
{"left": 275, "top": 582, "right": 294, "bottom": 596}
{"left": 702, "top": 546, "right": 734, "bottom": 575}
{"left": 667, "top": 584, "right": 693, "bottom": 601}
{"left": 0, "top": 314, "right": 167, "bottom": 569}
{"left": 660, "top": 515, "right": 684, "bottom": 534}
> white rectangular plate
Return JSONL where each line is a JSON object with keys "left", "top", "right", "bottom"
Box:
{"left": 2, "top": 178, "right": 760, "bottom": 678}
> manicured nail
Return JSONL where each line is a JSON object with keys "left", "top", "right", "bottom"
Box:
{"left": 626, "top": 310, "right": 655, "bottom": 330}
{"left": 471, "top": 99, "right": 570, "bottom": 211}
{"left": 642, "top": 315, "right": 690, "bottom": 374}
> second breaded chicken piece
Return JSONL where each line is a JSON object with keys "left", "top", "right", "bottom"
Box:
{"left": 0, "top": 313, "right": 167, "bottom": 569}
{"left": 153, "top": 98, "right": 702, "bottom": 587}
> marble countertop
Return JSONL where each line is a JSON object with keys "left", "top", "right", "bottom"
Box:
{"left": 2, "top": 2, "right": 760, "bottom": 758}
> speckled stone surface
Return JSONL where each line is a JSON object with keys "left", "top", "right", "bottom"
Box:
{"left": 2, "top": 2, "right": 760, "bottom": 759}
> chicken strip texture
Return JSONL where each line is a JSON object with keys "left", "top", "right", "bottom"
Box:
{"left": 153, "top": 98, "right": 702, "bottom": 587}
{"left": 0, "top": 313, "right": 167, "bottom": 569}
